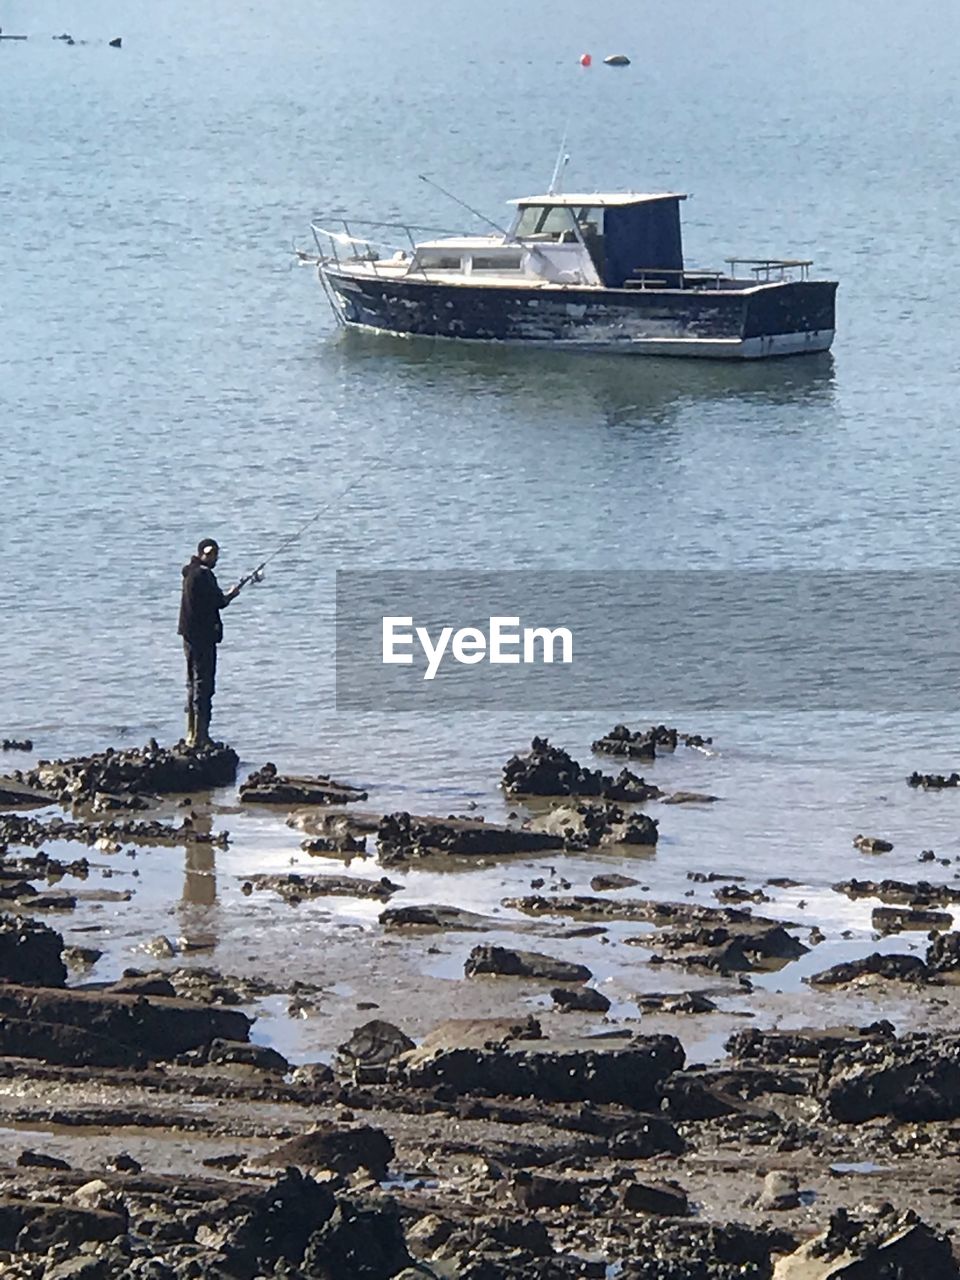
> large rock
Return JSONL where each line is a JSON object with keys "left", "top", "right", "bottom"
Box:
{"left": 728, "top": 1024, "right": 895, "bottom": 1067}
{"left": 397, "top": 1031, "right": 684, "bottom": 1108}
{"left": 0, "top": 984, "right": 250, "bottom": 1065}
{"left": 825, "top": 1032, "right": 960, "bottom": 1122}
{"left": 772, "top": 1206, "right": 958, "bottom": 1279}
{"left": 0, "top": 1198, "right": 127, "bottom": 1252}
{"left": 464, "top": 944, "right": 591, "bottom": 983}
{"left": 377, "top": 810, "right": 563, "bottom": 866}
{"left": 0, "top": 913, "right": 66, "bottom": 986}
{"left": 927, "top": 930, "right": 960, "bottom": 972}
{"left": 338, "top": 1019, "right": 415, "bottom": 1079}
{"left": 380, "top": 903, "right": 502, "bottom": 931}
{"left": 242, "top": 872, "right": 401, "bottom": 902}
{"left": 22, "top": 741, "right": 238, "bottom": 806}
{"left": 833, "top": 877, "right": 960, "bottom": 907}
{"left": 501, "top": 737, "right": 659, "bottom": 802}
{"left": 256, "top": 1124, "right": 394, "bottom": 1178}
{"left": 809, "top": 952, "right": 930, "bottom": 986}
{"left": 240, "top": 763, "right": 367, "bottom": 806}
{"left": 530, "top": 800, "right": 659, "bottom": 850}
{"left": 650, "top": 921, "right": 808, "bottom": 975}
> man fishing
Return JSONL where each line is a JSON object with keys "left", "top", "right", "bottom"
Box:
{"left": 178, "top": 539, "right": 243, "bottom": 748}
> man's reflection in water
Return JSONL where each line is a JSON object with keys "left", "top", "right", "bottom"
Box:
{"left": 179, "top": 801, "right": 219, "bottom": 949}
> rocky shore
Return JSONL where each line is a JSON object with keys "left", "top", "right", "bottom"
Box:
{"left": 1, "top": 732, "right": 960, "bottom": 1277}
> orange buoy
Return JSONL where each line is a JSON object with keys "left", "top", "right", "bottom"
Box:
{"left": 579, "top": 53, "right": 592, "bottom": 67}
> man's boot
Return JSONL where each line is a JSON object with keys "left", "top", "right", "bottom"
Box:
{"left": 185, "top": 705, "right": 197, "bottom": 748}
{"left": 194, "top": 705, "right": 212, "bottom": 750}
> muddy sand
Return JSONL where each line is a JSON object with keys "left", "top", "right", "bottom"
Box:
{"left": 2, "top": 732, "right": 960, "bottom": 1277}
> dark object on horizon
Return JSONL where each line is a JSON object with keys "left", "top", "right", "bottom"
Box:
{"left": 109, "top": 37, "right": 122, "bottom": 48}
{"left": 54, "top": 33, "right": 75, "bottom": 44}
{"left": 604, "top": 54, "right": 631, "bottom": 65}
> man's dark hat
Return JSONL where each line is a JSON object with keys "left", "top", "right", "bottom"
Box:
{"left": 197, "top": 538, "right": 219, "bottom": 556}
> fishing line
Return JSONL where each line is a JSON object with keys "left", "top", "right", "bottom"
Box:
{"left": 234, "top": 471, "right": 368, "bottom": 590}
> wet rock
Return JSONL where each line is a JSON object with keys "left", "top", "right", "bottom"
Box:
{"left": 397, "top": 1030, "right": 683, "bottom": 1108}
{"left": 338, "top": 1019, "right": 416, "bottom": 1080}
{"left": 289, "top": 808, "right": 382, "bottom": 837}
{"left": 380, "top": 903, "right": 500, "bottom": 931}
{"left": 907, "top": 770, "right": 960, "bottom": 789}
{"left": 621, "top": 1178, "right": 690, "bottom": 1216}
{"left": 638, "top": 991, "right": 718, "bottom": 1014}
{"left": 511, "top": 1170, "right": 584, "bottom": 1209}
{"left": 531, "top": 800, "right": 659, "bottom": 850}
{"left": 107, "top": 1152, "right": 142, "bottom": 1173}
{"left": 302, "top": 1190, "right": 411, "bottom": 1278}
{"left": 714, "top": 885, "right": 771, "bottom": 904}
{"left": 1, "top": 738, "right": 33, "bottom": 752}
{"left": 551, "top": 986, "right": 611, "bottom": 1013}
{"left": 291, "top": 1061, "right": 335, "bottom": 1088}
{"left": 825, "top": 1031, "right": 960, "bottom": 1122}
{"left": 873, "top": 905, "right": 953, "bottom": 933}
{"left": 0, "top": 913, "right": 66, "bottom": 986}
{"left": 465, "top": 944, "right": 591, "bottom": 983}
{"left": 256, "top": 1123, "right": 394, "bottom": 1178}
{"left": 927, "top": 930, "right": 960, "bottom": 972}
{"left": 756, "top": 1170, "right": 800, "bottom": 1210}
{"left": 208, "top": 1038, "right": 290, "bottom": 1073}
{"left": 853, "top": 833, "right": 893, "bottom": 853}
{"left": 0, "top": 1197, "right": 127, "bottom": 1252}
{"left": 24, "top": 742, "right": 238, "bottom": 806}
{"left": 0, "top": 983, "right": 250, "bottom": 1064}
{"left": 143, "top": 935, "right": 177, "bottom": 959}
{"left": 620, "top": 1221, "right": 784, "bottom": 1279}
{"left": 109, "top": 974, "right": 177, "bottom": 997}
{"left": 16, "top": 1149, "right": 71, "bottom": 1170}
{"left": 662, "top": 791, "right": 721, "bottom": 805}
{"left": 771, "top": 1206, "right": 958, "bottom": 1278}
{"left": 650, "top": 921, "right": 808, "bottom": 975}
{"left": 243, "top": 871, "right": 402, "bottom": 902}
{"left": 834, "top": 876, "right": 960, "bottom": 906}
{"left": 728, "top": 1023, "right": 895, "bottom": 1067}
{"left": 302, "top": 833, "right": 368, "bottom": 857}
{"left": 378, "top": 810, "right": 563, "bottom": 866}
{"left": 592, "top": 723, "right": 660, "bottom": 760}
{"left": 0, "top": 777, "right": 52, "bottom": 808}
{"left": 0, "top": 809, "right": 226, "bottom": 851}
{"left": 590, "top": 872, "right": 641, "bottom": 891}
{"left": 809, "top": 952, "right": 930, "bottom": 985}
{"left": 239, "top": 762, "right": 367, "bottom": 805}
{"left": 502, "top": 737, "right": 661, "bottom": 802}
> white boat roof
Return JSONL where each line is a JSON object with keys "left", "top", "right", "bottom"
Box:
{"left": 509, "top": 192, "right": 687, "bottom": 207}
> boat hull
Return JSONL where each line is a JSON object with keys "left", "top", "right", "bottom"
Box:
{"left": 321, "top": 270, "right": 837, "bottom": 360}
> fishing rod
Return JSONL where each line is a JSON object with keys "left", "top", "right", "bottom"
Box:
{"left": 232, "top": 472, "right": 367, "bottom": 592}
{"left": 417, "top": 173, "right": 509, "bottom": 237}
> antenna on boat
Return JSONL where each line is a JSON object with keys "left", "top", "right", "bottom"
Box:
{"left": 417, "top": 174, "right": 508, "bottom": 237}
{"left": 547, "top": 133, "right": 570, "bottom": 196}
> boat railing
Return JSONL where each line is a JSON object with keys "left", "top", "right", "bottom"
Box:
{"left": 310, "top": 218, "right": 461, "bottom": 278}
{"left": 725, "top": 257, "right": 814, "bottom": 283}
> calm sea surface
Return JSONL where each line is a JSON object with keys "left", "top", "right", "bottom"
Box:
{"left": 5, "top": 0, "right": 960, "bottom": 923}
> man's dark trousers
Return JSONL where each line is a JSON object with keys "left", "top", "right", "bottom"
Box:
{"left": 184, "top": 641, "right": 217, "bottom": 745}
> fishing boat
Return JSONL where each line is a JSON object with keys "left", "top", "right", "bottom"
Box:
{"left": 310, "top": 190, "right": 837, "bottom": 359}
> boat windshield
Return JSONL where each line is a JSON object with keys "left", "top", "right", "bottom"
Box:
{"left": 514, "top": 204, "right": 598, "bottom": 241}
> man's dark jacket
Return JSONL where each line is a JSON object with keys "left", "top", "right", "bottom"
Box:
{"left": 178, "top": 558, "right": 228, "bottom": 646}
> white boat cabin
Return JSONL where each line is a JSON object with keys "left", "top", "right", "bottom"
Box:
{"left": 406, "top": 192, "right": 688, "bottom": 288}
{"left": 314, "top": 192, "right": 693, "bottom": 290}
